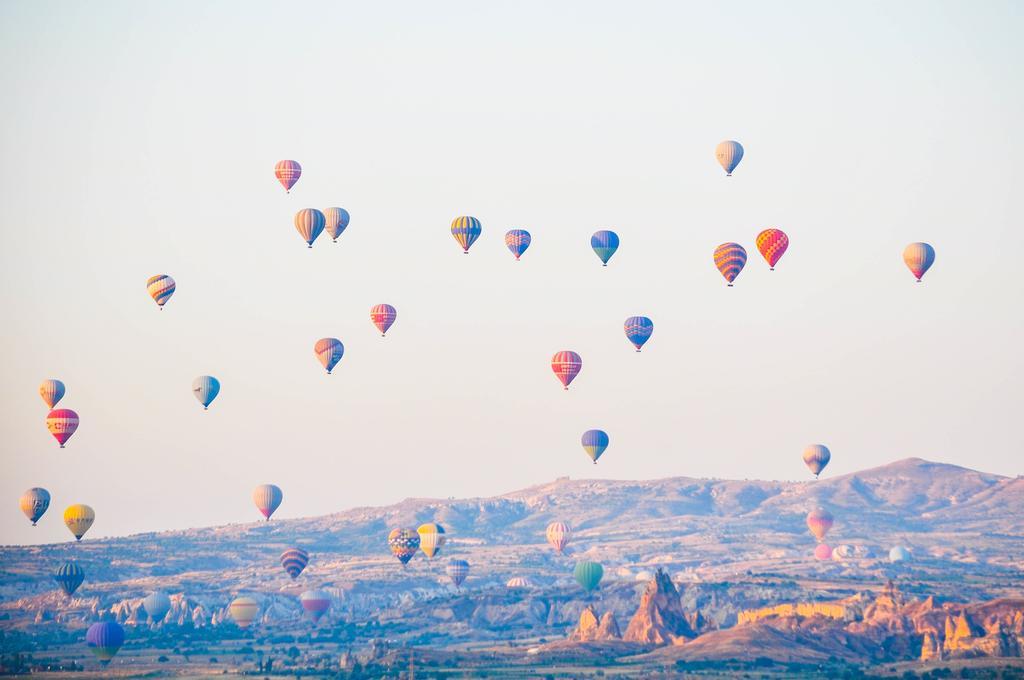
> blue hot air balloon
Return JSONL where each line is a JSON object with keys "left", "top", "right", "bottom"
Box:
{"left": 192, "top": 376, "right": 220, "bottom": 410}
{"left": 581, "top": 429, "right": 609, "bottom": 464}
{"left": 591, "top": 230, "right": 619, "bottom": 266}
{"left": 624, "top": 316, "right": 654, "bottom": 352}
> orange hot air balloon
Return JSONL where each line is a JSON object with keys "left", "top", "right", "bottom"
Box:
{"left": 714, "top": 243, "right": 747, "bottom": 286}
{"left": 755, "top": 229, "right": 789, "bottom": 270}
{"left": 546, "top": 521, "right": 571, "bottom": 554}
{"left": 806, "top": 507, "right": 834, "bottom": 542}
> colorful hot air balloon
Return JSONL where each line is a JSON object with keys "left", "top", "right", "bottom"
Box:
{"left": 142, "top": 592, "right": 171, "bottom": 623}
{"left": 370, "top": 304, "right": 397, "bottom": 337}
{"left": 624, "top": 316, "right": 654, "bottom": 352}
{"left": 802, "top": 445, "right": 831, "bottom": 478}
{"left": 300, "top": 589, "right": 332, "bottom": 622}
{"left": 86, "top": 621, "right": 124, "bottom": 664}
{"left": 714, "top": 243, "right": 747, "bottom": 286}
{"left": 314, "top": 338, "right": 345, "bottom": 374}
{"left": 715, "top": 140, "right": 744, "bottom": 176}
{"left": 253, "top": 484, "right": 283, "bottom": 521}
{"left": 581, "top": 429, "right": 609, "bottom": 464}
{"left": 574, "top": 561, "right": 603, "bottom": 592}
{"left": 53, "top": 561, "right": 85, "bottom": 597}
{"left": 903, "top": 242, "right": 935, "bottom": 282}
{"left": 275, "top": 160, "right": 302, "bottom": 193}
{"left": 64, "top": 504, "right": 94, "bottom": 541}
{"left": 832, "top": 544, "right": 855, "bottom": 561}
{"left": 280, "top": 548, "right": 310, "bottom": 579}
{"left": 323, "top": 207, "right": 350, "bottom": 242}
{"left": 39, "top": 379, "right": 65, "bottom": 408}
{"left": 546, "top": 522, "right": 571, "bottom": 554}
{"left": 192, "top": 376, "right": 220, "bottom": 410}
{"left": 20, "top": 487, "right": 50, "bottom": 526}
{"left": 755, "top": 229, "right": 789, "bottom": 270}
{"left": 551, "top": 351, "right": 582, "bottom": 390}
{"left": 229, "top": 596, "right": 260, "bottom": 628}
{"left": 417, "top": 523, "right": 446, "bottom": 559}
{"left": 889, "top": 545, "right": 912, "bottom": 563}
{"left": 814, "top": 543, "right": 833, "bottom": 561}
{"left": 451, "top": 216, "right": 482, "bottom": 254}
{"left": 46, "top": 408, "right": 79, "bottom": 448}
{"left": 295, "top": 208, "right": 326, "bottom": 248}
{"left": 146, "top": 274, "right": 176, "bottom": 309}
{"left": 505, "top": 229, "right": 531, "bottom": 261}
{"left": 446, "top": 559, "right": 470, "bottom": 588}
{"left": 506, "top": 576, "right": 530, "bottom": 589}
{"left": 806, "top": 507, "right": 834, "bottom": 542}
{"left": 388, "top": 528, "right": 420, "bottom": 565}
{"left": 591, "top": 230, "right": 619, "bottom": 266}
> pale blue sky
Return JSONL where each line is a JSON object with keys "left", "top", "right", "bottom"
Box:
{"left": 2, "top": 1, "right": 1022, "bottom": 543}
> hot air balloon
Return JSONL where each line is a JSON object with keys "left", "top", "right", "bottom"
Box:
{"left": 581, "top": 429, "right": 609, "bottom": 464}
{"left": 889, "top": 545, "right": 912, "bottom": 563}
{"left": 275, "top": 160, "right": 302, "bottom": 193}
{"left": 832, "top": 544, "right": 854, "bottom": 561}
{"left": 370, "top": 304, "right": 397, "bottom": 337}
{"left": 624, "top": 316, "right": 654, "bottom": 352}
{"left": 417, "top": 523, "right": 446, "bottom": 559}
{"left": 551, "top": 351, "right": 582, "bottom": 390}
{"left": 146, "top": 274, "right": 176, "bottom": 309}
{"left": 20, "top": 487, "right": 50, "bottom": 525}
{"left": 53, "top": 561, "right": 85, "bottom": 597}
{"left": 229, "top": 596, "right": 260, "bottom": 628}
{"left": 814, "top": 544, "right": 833, "bottom": 561}
{"left": 64, "top": 504, "right": 94, "bottom": 541}
{"left": 253, "top": 484, "right": 283, "bottom": 521}
{"left": 86, "top": 621, "right": 124, "bottom": 664}
{"left": 314, "top": 338, "right": 345, "bottom": 374}
{"left": 46, "top": 408, "right": 79, "bottom": 448}
{"left": 506, "top": 577, "right": 530, "bottom": 589}
{"left": 295, "top": 208, "right": 326, "bottom": 248}
{"left": 192, "top": 376, "right": 220, "bottom": 410}
{"left": 755, "top": 229, "right": 789, "bottom": 270}
{"left": 574, "top": 561, "right": 603, "bottom": 592}
{"left": 714, "top": 243, "right": 747, "bottom": 286}
{"left": 802, "top": 445, "right": 831, "bottom": 478}
{"left": 505, "top": 229, "right": 531, "bottom": 260}
{"left": 806, "top": 508, "right": 834, "bottom": 542}
{"left": 280, "top": 548, "right": 310, "bottom": 579}
{"left": 546, "top": 522, "right": 571, "bottom": 554}
{"left": 451, "top": 216, "right": 481, "bottom": 254}
{"left": 142, "top": 592, "right": 171, "bottom": 623}
{"left": 39, "top": 379, "right": 65, "bottom": 408}
{"left": 323, "top": 207, "right": 350, "bottom": 242}
{"left": 300, "top": 589, "right": 332, "bottom": 622}
{"left": 591, "top": 230, "right": 619, "bottom": 266}
{"left": 903, "top": 242, "right": 935, "bottom": 282}
{"left": 446, "top": 559, "right": 470, "bottom": 588}
{"left": 388, "top": 528, "right": 420, "bottom": 565}
{"left": 715, "top": 140, "right": 744, "bottom": 175}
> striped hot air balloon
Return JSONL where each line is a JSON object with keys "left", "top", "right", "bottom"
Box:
{"left": 314, "top": 338, "right": 345, "bottom": 374}
{"left": 802, "top": 444, "right": 831, "bottom": 478}
{"left": 388, "top": 528, "right": 420, "bottom": 565}
{"left": 253, "top": 484, "right": 283, "bottom": 521}
{"left": 280, "top": 548, "right": 310, "bottom": 579}
{"left": 714, "top": 242, "right": 747, "bottom": 286}
{"left": 300, "top": 589, "right": 331, "bottom": 622}
{"left": 546, "top": 521, "right": 571, "bottom": 554}
{"left": 446, "top": 559, "right": 470, "bottom": 588}
{"left": 275, "top": 160, "right": 302, "bottom": 193}
{"left": 64, "top": 504, "right": 94, "bottom": 541}
{"left": 192, "top": 376, "right": 220, "bottom": 410}
{"left": 20, "top": 487, "right": 50, "bottom": 525}
{"left": 86, "top": 621, "right": 124, "bottom": 664}
{"left": 146, "top": 274, "right": 176, "bottom": 309}
{"left": 581, "top": 429, "right": 609, "bottom": 464}
{"left": 506, "top": 576, "right": 531, "bottom": 589}
{"left": 806, "top": 507, "right": 834, "bottom": 542}
{"left": 574, "top": 561, "right": 604, "bottom": 592}
{"left": 53, "top": 561, "right": 85, "bottom": 597}
{"left": 903, "top": 242, "right": 935, "bottom": 282}
{"left": 323, "top": 207, "right": 350, "bottom": 242}
{"left": 295, "top": 208, "right": 326, "bottom": 248}
{"left": 814, "top": 543, "right": 833, "bottom": 561}
{"left": 229, "top": 596, "right": 260, "bottom": 628}
{"left": 451, "top": 216, "right": 482, "bottom": 254}
{"left": 715, "top": 140, "right": 744, "bottom": 175}
{"left": 142, "top": 592, "right": 171, "bottom": 623}
{"left": 417, "top": 523, "right": 446, "bottom": 559}
{"left": 591, "top": 230, "right": 619, "bottom": 266}
{"left": 370, "top": 304, "right": 397, "bottom": 337}
{"left": 46, "top": 408, "right": 79, "bottom": 448}
{"left": 624, "top": 316, "right": 654, "bottom": 352}
{"left": 504, "top": 229, "right": 531, "bottom": 260}
{"left": 39, "top": 379, "right": 65, "bottom": 408}
{"left": 551, "top": 351, "right": 582, "bottom": 390}
{"left": 755, "top": 229, "right": 789, "bottom": 270}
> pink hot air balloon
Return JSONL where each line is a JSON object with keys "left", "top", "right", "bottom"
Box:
{"left": 551, "top": 351, "right": 582, "bottom": 390}
{"left": 275, "top": 160, "right": 302, "bottom": 193}
{"left": 370, "top": 304, "right": 397, "bottom": 337}
{"left": 46, "top": 409, "right": 79, "bottom": 448}
{"left": 299, "top": 590, "right": 331, "bottom": 622}
{"left": 814, "top": 543, "right": 833, "bottom": 561}
{"left": 806, "top": 507, "right": 834, "bottom": 542}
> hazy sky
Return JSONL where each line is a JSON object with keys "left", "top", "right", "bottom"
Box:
{"left": 2, "top": 1, "right": 1022, "bottom": 544}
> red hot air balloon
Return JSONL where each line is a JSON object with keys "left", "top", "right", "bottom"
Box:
{"left": 551, "top": 351, "right": 582, "bottom": 390}
{"left": 300, "top": 590, "right": 331, "bottom": 622}
{"left": 275, "top": 160, "right": 302, "bottom": 193}
{"left": 755, "top": 229, "right": 789, "bottom": 270}
{"left": 46, "top": 409, "right": 79, "bottom": 448}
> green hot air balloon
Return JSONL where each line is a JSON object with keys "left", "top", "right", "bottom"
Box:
{"left": 574, "top": 561, "right": 603, "bottom": 592}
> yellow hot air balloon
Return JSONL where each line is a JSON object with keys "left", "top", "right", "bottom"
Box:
{"left": 229, "top": 596, "right": 260, "bottom": 628}
{"left": 63, "top": 504, "right": 95, "bottom": 541}
{"left": 417, "top": 523, "right": 447, "bottom": 559}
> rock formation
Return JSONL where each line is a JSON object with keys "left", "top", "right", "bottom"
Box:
{"left": 623, "top": 568, "right": 695, "bottom": 644}
{"left": 569, "top": 605, "right": 621, "bottom": 642}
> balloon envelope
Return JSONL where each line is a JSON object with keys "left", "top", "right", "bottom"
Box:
{"left": 903, "top": 242, "right": 935, "bottom": 281}
{"left": 300, "top": 590, "right": 332, "bottom": 622}
{"left": 253, "top": 484, "right": 283, "bottom": 520}
{"left": 590, "top": 230, "right": 619, "bottom": 265}
{"left": 20, "top": 487, "right": 50, "bottom": 525}
{"left": 86, "top": 621, "right": 125, "bottom": 664}
{"left": 755, "top": 229, "right": 789, "bottom": 269}
{"left": 715, "top": 140, "right": 744, "bottom": 175}
{"left": 889, "top": 546, "right": 912, "bottom": 563}
{"left": 581, "top": 429, "right": 609, "bottom": 464}
{"left": 806, "top": 507, "right": 834, "bottom": 542}
{"left": 146, "top": 274, "right": 176, "bottom": 308}
{"left": 388, "top": 528, "right": 420, "bottom": 565}
{"left": 280, "top": 548, "right": 310, "bottom": 579}
{"left": 54, "top": 561, "right": 85, "bottom": 597}
{"left": 814, "top": 544, "right": 833, "bottom": 561}
{"left": 447, "top": 559, "right": 470, "bottom": 587}
{"left": 64, "top": 504, "right": 94, "bottom": 541}
{"left": 39, "top": 379, "right": 65, "bottom": 408}
{"left": 451, "top": 216, "right": 482, "bottom": 253}
{"left": 504, "top": 229, "right": 531, "bottom": 260}
{"left": 417, "top": 523, "right": 446, "bottom": 559}
{"left": 506, "top": 576, "right": 530, "bottom": 589}
{"left": 295, "top": 208, "right": 326, "bottom": 247}
{"left": 323, "top": 207, "right": 350, "bottom": 241}
{"left": 142, "top": 592, "right": 171, "bottom": 623}
{"left": 229, "top": 596, "right": 260, "bottom": 628}
{"left": 546, "top": 521, "right": 571, "bottom": 554}
{"left": 46, "top": 408, "right": 79, "bottom": 448}
{"left": 314, "top": 338, "right": 345, "bottom": 373}
{"left": 192, "top": 376, "right": 220, "bottom": 409}
{"left": 275, "top": 160, "right": 301, "bottom": 192}
{"left": 624, "top": 316, "right": 654, "bottom": 351}
{"left": 574, "top": 561, "right": 604, "bottom": 592}
{"left": 370, "top": 304, "right": 397, "bottom": 337}
{"left": 714, "top": 243, "right": 747, "bottom": 285}
{"left": 802, "top": 445, "right": 831, "bottom": 477}
{"left": 551, "top": 351, "right": 582, "bottom": 390}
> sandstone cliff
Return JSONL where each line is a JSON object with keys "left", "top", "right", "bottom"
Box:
{"left": 623, "top": 568, "right": 695, "bottom": 644}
